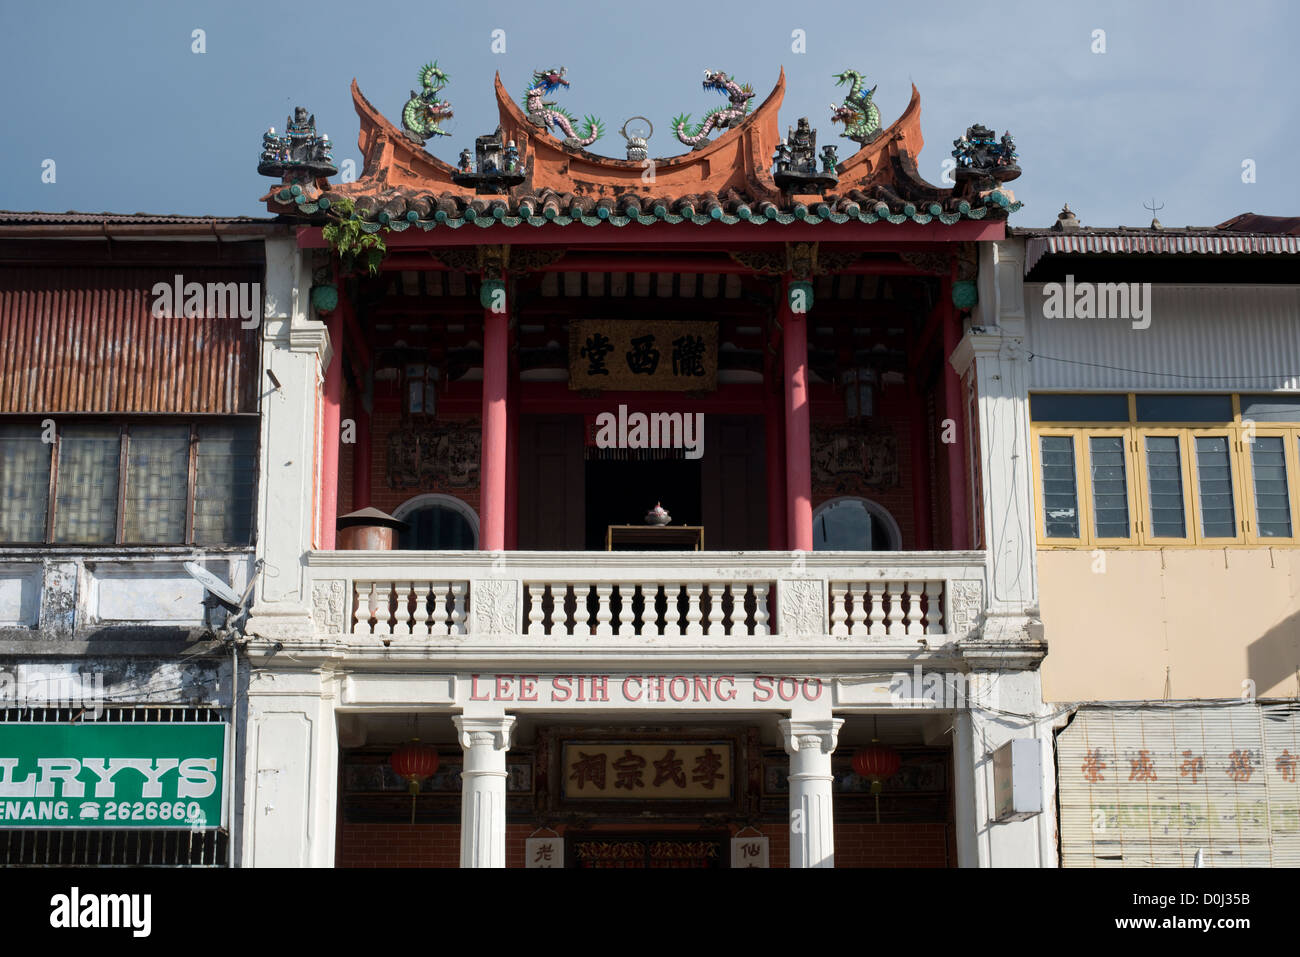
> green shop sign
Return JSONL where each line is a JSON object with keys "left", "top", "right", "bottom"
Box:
{"left": 0, "top": 723, "right": 227, "bottom": 829}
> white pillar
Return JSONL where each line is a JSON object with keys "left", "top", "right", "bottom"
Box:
{"left": 951, "top": 709, "right": 979, "bottom": 868}
{"left": 247, "top": 237, "right": 329, "bottom": 643}
{"left": 949, "top": 238, "right": 1040, "bottom": 642}
{"left": 241, "top": 667, "right": 339, "bottom": 867}
{"left": 779, "top": 717, "right": 843, "bottom": 868}
{"left": 453, "top": 714, "right": 516, "bottom": 868}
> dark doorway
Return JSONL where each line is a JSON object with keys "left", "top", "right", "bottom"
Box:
{"left": 584, "top": 457, "right": 701, "bottom": 549}
{"left": 519, "top": 415, "right": 586, "bottom": 550}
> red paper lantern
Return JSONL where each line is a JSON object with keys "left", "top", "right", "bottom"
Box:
{"left": 390, "top": 740, "right": 439, "bottom": 823}
{"left": 852, "top": 745, "right": 901, "bottom": 783}
{"left": 853, "top": 743, "right": 901, "bottom": 824}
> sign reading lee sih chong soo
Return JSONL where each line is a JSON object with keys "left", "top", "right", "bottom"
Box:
{"left": 0, "top": 723, "right": 227, "bottom": 829}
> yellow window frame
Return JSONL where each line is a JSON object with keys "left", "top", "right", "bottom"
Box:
{"left": 1241, "top": 426, "right": 1300, "bottom": 546}
{"left": 1134, "top": 429, "right": 1195, "bottom": 546}
{"left": 1081, "top": 428, "right": 1140, "bottom": 546}
{"left": 1032, "top": 430, "right": 1085, "bottom": 546}
{"left": 1185, "top": 428, "right": 1245, "bottom": 544}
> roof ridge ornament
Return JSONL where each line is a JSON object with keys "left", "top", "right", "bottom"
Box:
{"left": 951, "top": 124, "right": 1020, "bottom": 206}
{"left": 523, "top": 67, "right": 605, "bottom": 148}
{"left": 620, "top": 116, "right": 654, "bottom": 162}
{"left": 401, "top": 61, "right": 454, "bottom": 145}
{"left": 830, "top": 69, "right": 882, "bottom": 146}
{"left": 451, "top": 127, "right": 526, "bottom": 195}
{"left": 1052, "top": 203, "right": 1079, "bottom": 231}
{"left": 1144, "top": 198, "right": 1165, "bottom": 229}
{"left": 257, "top": 106, "right": 336, "bottom": 185}
{"left": 672, "top": 69, "right": 755, "bottom": 149}
{"left": 773, "top": 118, "right": 838, "bottom": 195}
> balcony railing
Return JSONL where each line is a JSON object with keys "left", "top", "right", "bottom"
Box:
{"left": 305, "top": 551, "right": 987, "bottom": 645}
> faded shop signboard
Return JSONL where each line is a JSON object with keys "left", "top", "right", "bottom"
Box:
{"left": 568, "top": 320, "right": 717, "bottom": 391}
{"left": 0, "top": 723, "right": 227, "bottom": 829}
{"left": 1057, "top": 705, "right": 1300, "bottom": 867}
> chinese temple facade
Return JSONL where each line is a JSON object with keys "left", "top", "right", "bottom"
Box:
{"left": 243, "top": 65, "right": 1048, "bottom": 868}
{"left": 0, "top": 63, "right": 1056, "bottom": 869}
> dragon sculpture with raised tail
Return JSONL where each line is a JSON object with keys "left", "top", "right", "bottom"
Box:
{"left": 402, "top": 62, "right": 454, "bottom": 144}
{"left": 672, "top": 70, "right": 755, "bottom": 147}
{"left": 523, "top": 67, "right": 604, "bottom": 148}
{"left": 830, "top": 69, "right": 881, "bottom": 146}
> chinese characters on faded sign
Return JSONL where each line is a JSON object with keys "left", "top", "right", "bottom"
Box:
{"left": 561, "top": 743, "right": 731, "bottom": 799}
{"left": 1079, "top": 747, "right": 1270, "bottom": 785}
{"left": 730, "top": 836, "right": 770, "bottom": 868}
{"left": 569, "top": 320, "right": 717, "bottom": 391}
{"left": 525, "top": 837, "right": 564, "bottom": 868}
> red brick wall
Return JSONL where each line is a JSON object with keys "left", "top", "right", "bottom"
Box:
{"left": 834, "top": 822, "right": 950, "bottom": 868}
{"left": 337, "top": 820, "right": 946, "bottom": 868}
{"left": 337, "top": 823, "right": 461, "bottom": 868}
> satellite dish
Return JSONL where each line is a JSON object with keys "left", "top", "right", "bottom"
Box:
{"left": 184, "top": 561, "right": 243, "bottom": 610}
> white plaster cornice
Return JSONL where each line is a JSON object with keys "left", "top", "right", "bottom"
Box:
{"left": 287, "top": 320, "right": 332, "bottom": 363}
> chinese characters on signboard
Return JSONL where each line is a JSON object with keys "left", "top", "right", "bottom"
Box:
{"left": 731, "top": 835, "right": 769, "bottom": 868}
{"left": 561, "top": 743, "right": 732, "bottom": 800}
{"left": 526, "top": 837, "right": 563, "bottom": 868}
{"left": 568, "top": 320, "right": 718, "bottom": 391}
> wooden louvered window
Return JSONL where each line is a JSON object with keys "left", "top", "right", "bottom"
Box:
{"left": 1032, "top": 393, "right": 1300, "bottom": 547}
{"left": 0, "top": 418, "right": 257, "bottom": 546}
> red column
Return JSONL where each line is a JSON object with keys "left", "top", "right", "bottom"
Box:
{"left": 942, "top": 284, "right": 970, "bottom": 550}
{"left": 480, "top": 287, "right": 509, "bottom": 551}
{"left": 505, "top": 343, "right": 519, "bottom": 551}
{"left": 353, "top": 407, "right": 371, "bottom": 510}
{"left": 783, "top": 278, "right": 813, "bottom": 552}
{"left": 321, "top": 307, "right": 343, "bottom": 549}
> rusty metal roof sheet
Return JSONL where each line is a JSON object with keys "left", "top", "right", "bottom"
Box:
{"left": 0, "top": 265, "right": 262, "bottom": 414}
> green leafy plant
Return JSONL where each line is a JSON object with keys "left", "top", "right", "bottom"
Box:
{"left": 321, "top": 197, "right": 387, "bottom": 276}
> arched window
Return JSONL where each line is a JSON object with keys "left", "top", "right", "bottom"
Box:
{"left": 392, "top": 494, "right": 479, "bottom": 550}
{"left": 812, "top": 497, "right": 901, "bottom": 551}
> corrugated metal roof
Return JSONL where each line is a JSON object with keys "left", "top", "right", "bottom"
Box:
{"left": 1018, "top": 230, "right": 1300, "bottom": 274}
{"left": 0, "top": 210, "right": 276, "bottom": 225}
{"left": 1025, "top": 284, "right": 1300, "bottom": 392}
{"left": 1216, "top": 212, "right": 1300, "bottom": 235}
{"left": 0, "top": 265, "right": 262, "bottom": 413}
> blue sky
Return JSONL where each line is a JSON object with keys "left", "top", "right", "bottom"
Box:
{"left": 1, "top": 0, "right": 1295, "bottom": 228}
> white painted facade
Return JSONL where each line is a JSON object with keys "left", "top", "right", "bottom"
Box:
{"left": 234, "top": 239, "right": 1060, "bottom": 869}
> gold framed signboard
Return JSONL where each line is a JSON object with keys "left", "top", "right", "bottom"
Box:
{"left": 568, "top": 320, "right": 717, "bottom": 391}
{"left": 561, "top": 741, "right": 733, "bottom": 800}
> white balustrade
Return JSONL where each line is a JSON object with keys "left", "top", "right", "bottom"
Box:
{"left": 306, "top": 552, "right": 985, "bottom": 644}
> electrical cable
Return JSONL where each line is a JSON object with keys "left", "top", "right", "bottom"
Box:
{"left": 1026, "top": 351, "right": 1300, "bottom": 382}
